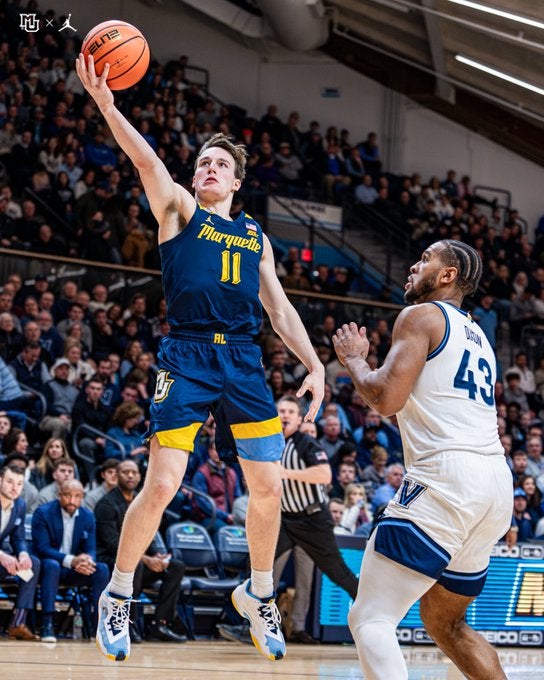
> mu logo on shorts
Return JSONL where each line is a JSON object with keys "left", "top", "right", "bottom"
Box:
{"left": 154, "top": 370, "right": 174, "bottom": 402}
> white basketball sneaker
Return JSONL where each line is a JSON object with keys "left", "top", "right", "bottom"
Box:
{"left": 231, "top": 579, "right": 286, "bottom": 661}
{"left": 95, "top": 591, "right": 132, "bottom": 661}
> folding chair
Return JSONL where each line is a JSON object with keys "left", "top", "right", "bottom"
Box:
{"left": 165, "top": 522, "right": 241, "bottom": 638}
{"left": 214, "top": 525, "right": 249, "bottom": 577}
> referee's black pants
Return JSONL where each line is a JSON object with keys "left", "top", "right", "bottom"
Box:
{"left": 275, "top": 506, "right": 358, "bottom": 600}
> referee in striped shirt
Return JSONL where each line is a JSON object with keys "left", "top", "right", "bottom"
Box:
{"left": 273, "top": 396, "right": 358, "bottom": 641}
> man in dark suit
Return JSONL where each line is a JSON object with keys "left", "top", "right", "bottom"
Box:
{"left": 0, "top": 462, "right": 40, "bottom": 640}
{"left": 95, "top": 459, "right": 186, "bottom": 643}
{"left": 32, "top": 479, "right": 109, "bottom": 642}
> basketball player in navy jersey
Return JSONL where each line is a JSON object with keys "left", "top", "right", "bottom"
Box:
{"left": 76, "top": 55, "right": 324, "bottom": 663}
{"left": 333, "top": 240, "right": 511, "bottom": 680}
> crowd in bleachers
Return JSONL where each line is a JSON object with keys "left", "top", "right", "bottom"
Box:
{"left": 1, "top": 0, "right": 544, "bottom": 643}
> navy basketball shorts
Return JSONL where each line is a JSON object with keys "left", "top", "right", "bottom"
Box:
{"left": 145, "top": 332, "right": 284, "bottom": 462}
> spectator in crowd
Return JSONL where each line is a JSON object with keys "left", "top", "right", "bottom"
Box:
{"left": 524, "top": 436, "right": 544, "bottom": 478}
{"left": 95, "top": 459, "right": 187, "bottom": 643}
{"left": 37, "top": 309, "right": 64, "bottom": 361}
{"left": 32, "top": 457, "right": 76, "bottom": 511}
{"left": 318, "top": 415, "right": 346, "bottom": 460}
{"left": 341, "top": 483, "right": 372, "bottom": 535}
{"left": 282, "top": 262, "right": 312, "bottom": 291}
{"left": 517, "top": 474, "right": 543, "bottom": 527}
{"left": 503, "top": 372, "right": 530, "bottom": 412}
{"left": 2, "top": 427, "right": 32, "bottom": 464}
{"left": 510, "top": 286, "right": 537, "bottom": 344}
{"left": 370, "top": 463, "right": 404, "bottom": 513}
{"left": 93, "top": 356, "right": 121, "bottom": 413}
{"left": 31, "top": 479, "right": 110, "bottom": 642}
{"left": 354, "top": 174, "right": 378, "bottom": 205}
{"left": 328, "top": 498, "right": 350, "bottom": 535}
{"left": 57, "top": 303, "right": 93, "bottom": 351}
{"left": 63, "top": 340, "right": 95, "bottom": 387}
{"left": 329, "top": 460, "right": 359, "bottom": 500}
{"left": 29, "top": 437, "right": 71, "bottom": 491}
{"left": 8, "top": 341, "right": 50, "bottom": 416}
{"left": 104, "top": 402, "right": 148, "bottom": 464}
{"left": 512, "top": 487, "right": 534, "bottom": 541}
{"left": 345, "top": 147, "right": 365, "bottom": 185}
{"left": 83, "top": 459, "right": 119, "bottom": 512}
{"left": 0, "top": 463, "right": 41, "bottom": 640}
{"left": 0, "top": 311, "right": 24, "bottom": 362}
{"left": 41, "top": 357, "right": 79, "bottom": 440}
{"left": 360, "top": 445, "right": 389, "bottom": 502}
{"left": 507, "top": 352, "right": 538, "bottom": 410}
{"left": 357, "top": 132, "right": 381, "bottom": 178}
{"left": 324, "top": 142, "right": 351, "bottom": 203}
{"left": 471, "top": 294, "right": 498, "bottom": 351}
{"left": 71, "top": 377, "right": 109, "bottom": 480}
{"left": 511, "top": 449, "right": 529, "bottom": 485}
{"left": 275, "top": 142, "right": 304, "bottom": 193}
{"left": 0, "top": 350, "right": 25, "bottom": 429}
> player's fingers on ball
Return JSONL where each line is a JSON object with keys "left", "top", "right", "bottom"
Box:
{"left": 99, "top": 63, "right": 110, "bottom": 86}
{"left": 87, "top": 53, "right": 96, "bottom": 77}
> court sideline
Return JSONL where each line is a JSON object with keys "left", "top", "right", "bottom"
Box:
{"left": 1, "top": 641, "right": 543, "bottom": 679}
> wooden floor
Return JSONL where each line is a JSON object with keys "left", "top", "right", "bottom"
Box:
{"left": 0, "top": 640, "right": 543, "bottom": 679}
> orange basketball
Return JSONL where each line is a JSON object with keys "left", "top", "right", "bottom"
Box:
{"left": 81, "top": 20, "right": 150, "bottom": 91}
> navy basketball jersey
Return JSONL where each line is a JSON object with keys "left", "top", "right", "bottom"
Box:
{"left": 160, "top": 205, "right": 264, "bottom": 335}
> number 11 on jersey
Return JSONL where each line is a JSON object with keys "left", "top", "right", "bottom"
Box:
{"left": 220, "top": 250, "right": 241, "bottom": 284}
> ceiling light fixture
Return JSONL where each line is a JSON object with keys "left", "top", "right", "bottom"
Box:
{"left": 368, "top": 0, "right": 410, "bottom": 13}
{"left": 455, "top": 54, "right": 544, "bottom": 96}
{"left": 448, "top": 0, "right": 544, "bottom": 31}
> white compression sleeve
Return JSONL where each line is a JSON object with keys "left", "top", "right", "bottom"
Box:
{"left": 348, "top": 532, "right": 436, "bottom": 680}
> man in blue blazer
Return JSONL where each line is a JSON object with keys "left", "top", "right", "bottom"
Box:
{"left": 0, "top": 462, "right": 40, "bottom": 640}
{"left": 32, "top": 478, "right": 109, "bottom": 642}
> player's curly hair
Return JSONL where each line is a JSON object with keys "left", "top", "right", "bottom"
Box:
{"left": 439, "top": 240, "right": 482, "bottom": 296}
{"left": 195, "top": 133, "right": 248, "bottom": 181}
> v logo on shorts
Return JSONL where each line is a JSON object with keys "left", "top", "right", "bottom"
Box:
{"left": 397, "top": 478, "right": 427, "bottom": 508}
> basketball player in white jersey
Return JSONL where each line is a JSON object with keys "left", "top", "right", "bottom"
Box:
{"left": 333, "top": 240, "right": 512, "bottom": 680}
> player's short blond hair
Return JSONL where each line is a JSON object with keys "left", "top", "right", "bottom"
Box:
{"left": 195, "top": 133, "right": 248, "bottom": 181}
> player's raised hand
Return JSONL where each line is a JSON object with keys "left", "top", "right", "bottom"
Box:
{"left": 75, "top": 53, "right": 114, "bottom": 110}
{"left": 296, "top": 368, "right": 325, "bottom": 422}
{"left": 332, "top": 322, "right": 370, "bottom": 366}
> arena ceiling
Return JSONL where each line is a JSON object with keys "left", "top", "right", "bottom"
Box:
{"left": 180, "top": 1, "right": 544, "bottom": 165}
{"left": 323, "top": 0, "right": 544, "bottom": 166}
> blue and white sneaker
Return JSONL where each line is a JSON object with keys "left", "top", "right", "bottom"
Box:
{"left": 95, "top": 591, "right": 132, "bottom": 662}
{"left": 231, "top": 579, "right": 285, "bottom": 661}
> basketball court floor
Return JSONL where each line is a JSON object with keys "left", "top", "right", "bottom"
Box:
{"left": 1, "top": 641, "right": 543, "bottom": 679}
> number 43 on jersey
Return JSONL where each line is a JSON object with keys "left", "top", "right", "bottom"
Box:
{"left": 453, "top": 349, "right": 494, "bottom": 406}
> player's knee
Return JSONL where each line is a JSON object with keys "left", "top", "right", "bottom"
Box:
{"left": 144, "top": 475, "right": 179, "bottom": 506}
{"left": 348, "top": 611, "right": 392, "bottom": 654}
{"left": 261, "top": 476, "right": 283, "bottom": 501}
{"left": 248, "top": 475, "right": 282, "bottom": 501}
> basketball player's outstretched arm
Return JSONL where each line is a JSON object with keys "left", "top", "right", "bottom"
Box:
{"left": 75, "top": 55, "right": 195, "bottom": 240}
{"left": 259, "top": 235, "right": 325, "bottom": 422}
{"left": 333, "top": 305, "right": 437, "bottom": 416}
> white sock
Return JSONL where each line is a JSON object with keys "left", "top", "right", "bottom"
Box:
{"left": 250, "top": 569, "right": 274, "bottom": 599}
{"left": 108, "top": 566, "right": 134, "bottom": 598}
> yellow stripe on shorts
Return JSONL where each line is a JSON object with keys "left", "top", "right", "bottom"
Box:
{"left": 155, "top": 422, "right": 202, "bottom": 451}
{"left": 230, "top": 416, "right": 282, "bottom": 440}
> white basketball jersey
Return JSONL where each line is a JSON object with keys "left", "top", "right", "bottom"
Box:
{"left": 396, "top": 301, "right": 503, "bottom": 466}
